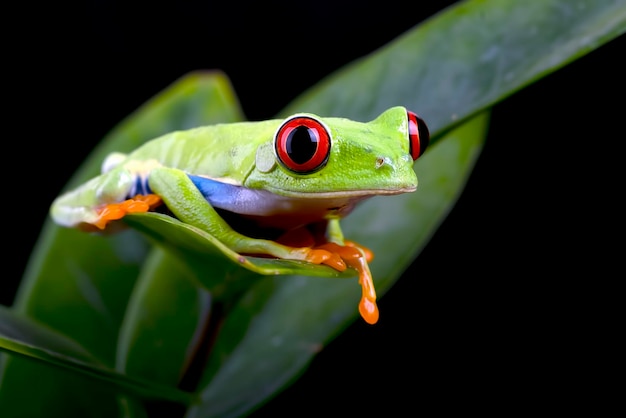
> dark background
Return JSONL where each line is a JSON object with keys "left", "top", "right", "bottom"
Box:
{"left": 4, "top": 1, "right": 623, "bottom": 416}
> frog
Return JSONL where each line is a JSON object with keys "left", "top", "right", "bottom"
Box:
{"left": 50, "top": 106, "right": 429, "bottom": 324}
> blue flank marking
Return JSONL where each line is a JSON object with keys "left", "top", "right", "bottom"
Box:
{"left": 188, "top": 174, "right": 238, "bottom": 207}
{"left": 132, "top": 176, "right": 152, "bottom": 196}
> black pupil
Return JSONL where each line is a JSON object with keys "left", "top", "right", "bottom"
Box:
{"left": 286, "top": 126, "right": 318, "bottom": 164}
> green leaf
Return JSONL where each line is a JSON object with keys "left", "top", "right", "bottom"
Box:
{"left": 123, "top": 213, "right": 355, "bottom": 289}
{"left": 115, "top": 247, "right": 212, "bottom": 386}
{"left": 0, "top": 305, "right": 195, "bottom": 411}
{"left": 0, "top": 304, "right": 105, "bottom": 367}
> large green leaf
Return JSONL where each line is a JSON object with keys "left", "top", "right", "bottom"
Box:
{"left": 115, "top": 247, "right": 212, "bottom": 386}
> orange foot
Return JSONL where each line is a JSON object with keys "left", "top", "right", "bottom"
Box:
{"left": 274, "top": 228, "right": 379, "bottom": 324}
{"left": 345, "top": 240, "right": 374, "bottom": 263}
{"left": 92, "top": 194, "right": 162, "bottom": 230}
{"left": 305, "top": 242, "right": 379, "bottom": 325}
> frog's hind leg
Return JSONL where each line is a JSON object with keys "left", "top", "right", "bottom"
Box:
{"left": 149, "top": 166, "right": 380, "bottom": 324}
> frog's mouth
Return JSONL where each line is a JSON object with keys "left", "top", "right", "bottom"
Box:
{"left": 265, "top": 186, "right": 418, "bottom": 199}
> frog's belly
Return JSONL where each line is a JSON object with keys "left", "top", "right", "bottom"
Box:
{"left": 220, "top": 189, "right": 371, "bottom": 229}
{"left": 242, "top": 195, "right": 373, "bottom": 229}
{"left": 188, "top": 175, "right": 380, "bottom": 230}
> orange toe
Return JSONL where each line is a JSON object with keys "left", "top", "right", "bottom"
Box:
{"left": 94, "top": 194, "right": 162, "bottom": 230}
{"left": 307, "top": 241, "right": 379, "bottom": 324}
{"left": 345, "top": 240, "right": 374, "bottom": 262}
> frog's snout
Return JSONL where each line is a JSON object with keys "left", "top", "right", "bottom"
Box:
{"left": 372, "top": 153, "right": 417, "bottom": 191}
{"left": 374, "top": 154, "right": 412, "bottom": 170}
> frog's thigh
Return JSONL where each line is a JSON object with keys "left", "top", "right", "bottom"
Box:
{"left": 147, "top": 167, "right": 233, "bottom": 236}
{"left": 146, "top": 168, "right": 277, "bottom": 251}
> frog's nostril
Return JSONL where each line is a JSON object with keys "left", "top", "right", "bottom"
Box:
{"left": 375, "top": 156, "right": 395, "bottom": 170}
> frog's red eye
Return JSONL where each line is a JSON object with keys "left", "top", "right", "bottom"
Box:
{"left": 407, "top": 110, "right": 430, "bottom": 160}
{"left": 275, "top": 115, "right": 331, "bottom": 174}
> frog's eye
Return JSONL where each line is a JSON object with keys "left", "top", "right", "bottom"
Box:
{"left": 274, "top": 115, "right": 331, "bottom": 174}
{"left": 407, "top": 110, "right": 430, "bottom": 160}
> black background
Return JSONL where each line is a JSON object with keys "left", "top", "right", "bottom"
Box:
{"left": 4, "top": 1, "right": 624, "bottom": 416}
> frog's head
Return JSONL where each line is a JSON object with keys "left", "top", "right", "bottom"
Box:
{"left": 245, "top": 106, "right": 429, "bottom": 198}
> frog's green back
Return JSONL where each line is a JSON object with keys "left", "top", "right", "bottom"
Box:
{"left": 124, "top": 107, "right": 418, "bottom": 194}
{"left": 127, "top": 119, "right": 282, "bottom": 184}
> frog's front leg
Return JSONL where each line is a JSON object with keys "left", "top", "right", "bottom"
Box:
{"left": 50, "top": 161, "right": 163, "bottom": 231}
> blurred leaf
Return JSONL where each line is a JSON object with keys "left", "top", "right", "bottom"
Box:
{"left": 115, "top": 247, "right": 212, "bottom": 386}
{"left": 0, "top": 304, "right": 104, "bottom": 366}
{"left": 0, "top": 305, "right": 195, "bottom": 408}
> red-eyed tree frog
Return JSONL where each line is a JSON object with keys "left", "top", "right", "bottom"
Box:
{"left": 50, "top": 106, "right": 429, "bottom": 324}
